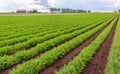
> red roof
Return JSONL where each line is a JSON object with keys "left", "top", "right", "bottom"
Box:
{"left": 16, "top": 9, "right": 26, "bottom": 12}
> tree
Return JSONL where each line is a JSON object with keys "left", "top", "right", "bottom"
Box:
{"left": 50, "top": 8, "right": 61, "bottom": 13}
{"left": 30, "top": 9, "right": 38, "bottom": 13}
{"left": 50, "top": 7, "right": 91, "bottom": 13}
{"left": 114, "top": 10, "right": 117, "bottom": 13}
{"left": 88, "top": 10, "right": 91, "bottom": 13}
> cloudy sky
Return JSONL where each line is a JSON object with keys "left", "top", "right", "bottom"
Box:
{"left": 0, "top": 0, "right": 120, "bottom": 12}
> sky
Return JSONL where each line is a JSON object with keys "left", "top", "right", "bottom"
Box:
{"left": 0, "top": 0, "right": 120, "bottom": 12}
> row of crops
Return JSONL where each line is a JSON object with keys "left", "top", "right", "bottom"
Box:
{"left": 105, "top": 16, "right": 120, "bottom": 74}
{"left": 0, "top": 13, "right": 119, "bottom": 74}
{"left": 56, "top": 16, "right": 118, "bottom": 74}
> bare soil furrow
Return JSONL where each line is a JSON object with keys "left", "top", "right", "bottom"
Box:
{"left": 81, "top": 17, "right": 118, "bottom": 74}
{"left": 39, "top": 19, "right": 113, "bottom": 74}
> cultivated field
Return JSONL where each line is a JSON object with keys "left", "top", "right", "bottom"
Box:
{"left": 0, "top": 13, "right": 119, "bottom": 74}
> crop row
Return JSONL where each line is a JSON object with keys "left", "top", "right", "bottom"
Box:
{"left": 0, "top": 14, "right": 99, "bottom": 37}
{"left": 105, "top": 17, "right": 120, "bottom": 74}
{"left": 0, "top": 16, "right": 113, "bottom": 71}
{"left": 0, "top": 15, "right": 114, "bottom": 38}
{"left": 0, "top": 23, "right": 88, "bottom": 55}
{"left": 9, "top": 16, "right": 114, "bottom": 74}
{"left": 0, "top": 17, "right": 111, "bottom": 56}
{"left": 0, "top": 21, "right": 87, "bottom": 47}
{"left": 0, "top": 15, "right": 111, "bottom": 42}
{"left": 0, "top": 16, "right": 110, "bottom": 47}
{"left": 0, "top": 25, "right": 46, "bottom": 37}
{"left": 0, "top": 20, "right": 81, "bottom": 41}
{"left": 56, "top": 16, "right": 117, "bottom": 74}
{"left": 0, "top": 19, "right": 67, "bottom": 37}
{"left": 1, "top": 16, "right": 106, "bottom": 45}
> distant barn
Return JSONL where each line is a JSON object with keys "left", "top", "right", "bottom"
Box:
{"left": 16, "top": 9, "right": 26, "bottom": 13}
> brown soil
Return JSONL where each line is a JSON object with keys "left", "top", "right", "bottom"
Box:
{"left": 0, "top": 22, "right": 99, "bottom": 74}
{"left": 6, "top": 23, "right": 96, "bottom": 56}
{"left": 39, "top": 19, "right": 113, "bottom": 74}
{"left": 81, "top": 17, "right": 118, "bottom": 74}
{"left": 0, "top": 51, "right": 44, "bottom": 74}
{"left": 0, "top": 18, "right": 114, "bottom": 74}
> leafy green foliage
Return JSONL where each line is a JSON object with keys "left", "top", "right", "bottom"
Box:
{"left": 0, "top": 14, "right": 117, "bottom": 73}
{"left": 0, "top": 17, "right": 111, "bottom": 70}
{"left": 9, "top": 16, "right": 114, "bottom": 74}
{"left": 56, "top": 16, "right": 117, "bottom": 74}
{"left": 105, "top": 17, "right": 120, "bottom": 74}
{"left": 0, "top": 16, "right": 110, "bottom": 57}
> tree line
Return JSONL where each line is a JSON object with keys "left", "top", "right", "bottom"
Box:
{"left": 50, "top": 8, "right": 91, "bottom": 13}
{"left": 114, "top": 9, "right": 120, "bottom": 13}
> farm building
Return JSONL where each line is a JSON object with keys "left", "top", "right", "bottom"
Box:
{"left": 16, "top": 9, "right": 26, "bottom": 13}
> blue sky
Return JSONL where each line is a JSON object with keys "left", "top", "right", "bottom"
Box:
{"left": 0, "top": 0, "right": 120, "bottom": 12}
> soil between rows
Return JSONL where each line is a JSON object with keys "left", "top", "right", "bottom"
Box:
{"left": 0, "top": 26, "right": 100, "bottom": 74}
{"left": 0, "top": 18, "right": 114, "bottom": 74}
{"left": 6, "top": 23, "right": 99, "bottom": 56}
{"left": 39, "top": 18, "right": 113, "bottom": 74}
{"left": 81, "top": 17, "right": 119, "bottom": 74}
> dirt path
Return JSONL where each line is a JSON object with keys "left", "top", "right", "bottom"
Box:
{"left": 39, "top": 19, "right": 113, "bottom": 74}
{"left": 81, "top": 17, "right": 118, "bottom": 74}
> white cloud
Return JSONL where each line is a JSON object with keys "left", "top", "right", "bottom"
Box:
{"left": 48, "top": 0, "right": 62, "bottom": 7}
{"left": 0, "top": 0, "right": 50, "bottom": 12}
{"left": 0, "top": 0, "right": 120, "bottom": 12}
{"left": 0, "top": 0, "right": 32, "bottom": 12}
{"left": 104, "top": 0, "right": 120, "bottom": 8}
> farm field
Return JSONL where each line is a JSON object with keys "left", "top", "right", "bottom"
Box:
{"left": 0, "top": 13, "right": 119, "bottom": 74}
